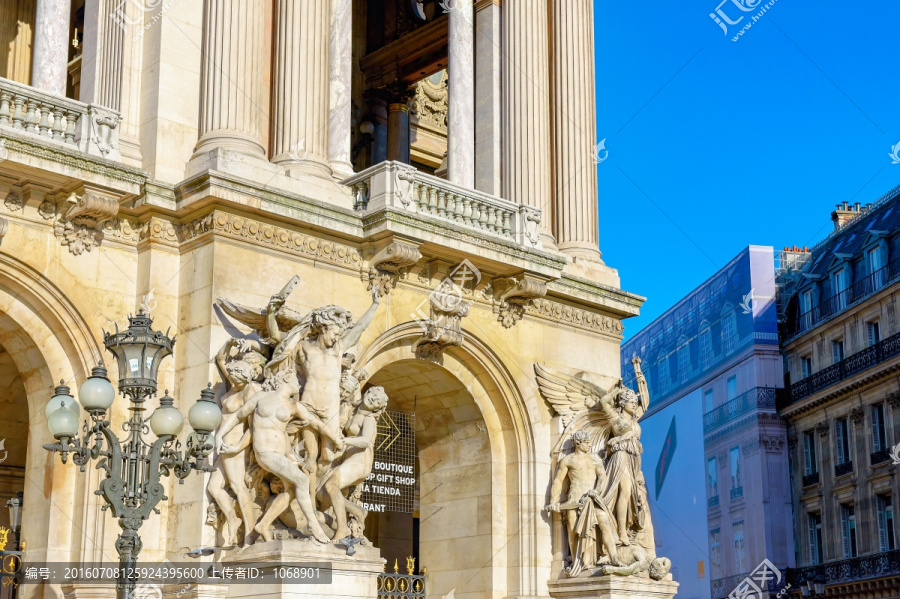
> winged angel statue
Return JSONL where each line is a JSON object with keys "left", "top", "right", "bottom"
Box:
{"left": 535, "top": 357, "right": 671, "bottom": 580}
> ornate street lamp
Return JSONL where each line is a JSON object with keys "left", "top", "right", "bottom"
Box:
{"left": 801, "top": 573, "right": 827, "bottom": 597}
{"left": 43, "top": 312, "right": 222, "bottom": 599}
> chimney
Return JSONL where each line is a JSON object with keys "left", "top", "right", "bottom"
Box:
{"left": 831, "top": 201, "right": 859, "bottom": 230}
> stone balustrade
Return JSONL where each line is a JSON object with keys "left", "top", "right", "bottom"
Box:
{"left": 0, "top": 76, "right": 122, "bottom": 160}
{"left": 344, "top": 161, "right": 544, "bottom": 250}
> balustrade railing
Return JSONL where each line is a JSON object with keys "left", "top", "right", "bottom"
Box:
{"left": 343, "top": 161, "right": 543, "bottom": 250}
{"left": 789, "top": 330, "right": 900, "bottom": 404}
{"left": 835, "top": 461, "right": 853, "bottom": 477}
{"left": 871, "top": 448, "right": 891, "bottom": 465}
{"left": 802, "top": 472, "right": 820, "bottom": 487}
{"left": 0, "top": 77, "right": 121, "bottom": 158}
{"left": 703, "top": 387, "right": 777, "bottom": 433}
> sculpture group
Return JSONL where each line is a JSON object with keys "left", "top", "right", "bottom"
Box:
{"left": 535, "top": 357, "right": 672, "bottom": 580}
{"left": 207, "top": 276, "right": 386, "bottom": 547}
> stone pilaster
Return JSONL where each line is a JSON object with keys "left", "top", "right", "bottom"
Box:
{"left": 502, "top": 0, "right": 554, "bottom": 245}
{"left": 474, "top": 0, "right": 501, "bottom": 196}
{"left": 448, "top": 0, "right": 475, "bottom": 187}
{"left": 194, "top": 0, "right": 266, "bottom": 158}
{"left": 80, "top": 0, "right": 124, "bottom": 110}
{"left": 328, "top": 0, "right": 354, "bottom": 179}
{"left": 272, "top": 0, "right": 331, "bottom": 177}
{"left": 551, "top": 0, "right": 601, "bottom": 261}
{"left": 31, "top": 0, "right": 71, "bottom": 95}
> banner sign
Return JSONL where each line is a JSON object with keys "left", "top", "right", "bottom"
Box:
{"left": 359, "top": 410, "right": 416, "bottom": 513}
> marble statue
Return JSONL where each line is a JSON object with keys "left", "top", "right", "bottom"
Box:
{"left": 209, "top": 278, "right": 386, "bottom": 549}
{"left": 535, "top": 357, "right": 671, "bottom": 580}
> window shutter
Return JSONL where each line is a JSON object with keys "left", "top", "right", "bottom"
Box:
{"left": 836, "top": 421, "right": 846, "bottom": 465}
{"left": 807, "top": 516, "right": 817, "bottom": 564}
{"left": 804, "top": 436, "right": 812, "bottom": 475}
{"left": 841, "top": 506, "right": 852, "bottom": 558}
{"left": 878, "top": 497, "right": 888, "bottom": 552}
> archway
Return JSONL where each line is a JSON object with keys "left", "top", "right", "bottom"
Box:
{"left": 0, "top": 342, "right": 27, "bottom": 538}
{"left": 0, "top": 253, "right": 103, "bottom": 566}
{"left": 358, "top": 322, "right": 544, "bottom": 599}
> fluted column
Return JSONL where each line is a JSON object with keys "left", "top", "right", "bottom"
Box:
{"left": 448, "top": 0, "right": 475, "bottom": 187}
{"left": 81, "top": 0, "right": 125, "bottom": 110}
{"left": 502, "top": 0, "right": 554, "bottom": 245}
{"left": 328, "top": 0, "right": 354, "bottom": 179}
{"left": 551, "top": 0, "right": 601, "bottom": 260}
{"left": 31, "top": 0, "right": 71, "bottom": 95}
{"left": 272, "top": 0, "right": 331, "bottom": 177}
{"left": 474, "top": 0, "right": 501, "bottom": 196}
{"left": 194, "top": 0, "right": 266, "bottom": 158}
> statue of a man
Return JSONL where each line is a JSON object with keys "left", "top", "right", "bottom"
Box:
{"left": 544, "top": 431, "right": 619, "bottom": 573}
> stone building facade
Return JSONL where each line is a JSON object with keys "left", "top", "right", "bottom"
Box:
{"left": 0, "top": 1, "right": 644, "bottom": 599}
{"left": 779, "top": 190, "right": 900, "bottom": 597}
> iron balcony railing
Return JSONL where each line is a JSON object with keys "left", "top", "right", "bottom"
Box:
{"left": 786, "top": 549, "right": 900, "bottom": 589}
{"left": 802, "top": 472, "right": 820, "bottom": 487}
{"left": 871, "top": 448, "right": 892, "bottom": 465}
{"left": 703, "top": 387, "right": 777, "bottom": 434}
{"left": 835, "top": 460, "right": 853, "bottom": 477}
{"left": 730, "top": 486, "right": 743, "bottom": 501}
{"left": 785, "top": 258, "right": 900, "bottom": 340}
{"left": 708, "top": 495, "right": 720, "bottom": 509}
{"left": 788, "top": 330, "right": 900, "bottom": 403}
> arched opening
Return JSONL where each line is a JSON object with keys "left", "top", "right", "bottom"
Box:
{"left": 0, "top": 343, "right": 27, "bottom": 540}
{"left": 356, "top": 322, "right": 546, "bottom": 599}
{"left": 364, "top": 359, "right": 492, "bottom": 593}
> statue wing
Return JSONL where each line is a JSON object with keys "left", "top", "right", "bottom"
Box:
{"left": 534, "top": 363, "right": 606, "bottom": 426}
{"left": 216, "top": 297, "right": 306, "bottom": 333}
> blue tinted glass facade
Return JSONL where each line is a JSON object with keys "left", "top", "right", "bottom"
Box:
{"left": 621, "top": 246, "right": 778, "bottom": 410}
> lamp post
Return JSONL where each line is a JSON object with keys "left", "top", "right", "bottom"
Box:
{"left": 43, "top": 312, "right": 222, "bottom": 599}
{"left": 5, "top": 492, "right": 22, "bottom": 551}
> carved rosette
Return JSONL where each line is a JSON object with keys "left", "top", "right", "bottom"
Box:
{"left": 413, "top": 280, "right": 471, "bottom": 359}
{"left": 367, "top": 240, "right": 423, "bottom": 294}
{"left": 54, "top": 187, "right": 120, "bottom": 255}
{"left": 4, "top": 190, "right": 22, "bottom": 212}
{"left": 489, "top": 274, "right": 547, "bottom": 328}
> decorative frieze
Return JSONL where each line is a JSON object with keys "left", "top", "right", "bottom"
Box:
{"left": 760, "top": 436, "right": 786, "bottom": 454}
{"left": 528, "top": 298, "right": 624, "bottom": 336}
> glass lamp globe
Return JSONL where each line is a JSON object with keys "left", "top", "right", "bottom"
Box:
{"left": 150, "top": 392, "right": 184, "bottom": 437}
{"left": 48, "top": 404, "right": 79, "bottom": 439}
{"left": 188, "top": 384, "right": 222, "bottom": 434}
{"left": 45, "top": 381, "right": 80, "bottom": 420}
{"left": 79, "top": 363, "right": 116, "bottom": 412}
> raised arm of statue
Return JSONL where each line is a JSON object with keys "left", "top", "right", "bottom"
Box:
{"left": 342, "top": 285, "right": 381, "bottom": 348}
{"left": 265, "top": 296, "right": 286, "bottom": 344}
{"left": 215, "top": 339, "right": 238, "bottom": 387}
{"left": 598, "top": 388, "right": 622, "bottom": 420}
{"left": 632, "top": 356, "right": 649, "bottom": 415}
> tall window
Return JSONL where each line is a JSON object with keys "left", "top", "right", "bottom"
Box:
{"left": 801, "top": 290, "right": 813, "bottom": 314}
{"left": 873, "top": 402, "right": 888, "bottom": 452}
{"left": 730, "top": 446, "right": 741, "bottom": 489}
{"left": 727, "top": 376, "right": 737, "bottom": 401}
{"left": 877, "top": 494, "right": 896, "bottom": 552}
{"left": 840, "top": 504, "right": 858, "bottom": 558}
{"left": 704, "top": 389, "right": 715, "bottom": 414}
{"left": 733, "top": 522, "right": 746, "bottom": 573}
{"left": 831, "top": 269, "right": 848, "bottom": 310}
{"left": 707, "top": 457, "right": 718, "bottom": 499}
{"left": 803, "top": 430, "right": 818, "bottom": 476}
{"left": 835, "top": 417, "right": 851, "bottom": 466}
{"left": 658, "top": 355, "right": 671, "bottom": 394}
{"left": 723, "top": 312, "right": 738, "bottom": 354}
{"left": 868, "top": 320, "right": 881, "bottom": 346}
{"left": 677, "top": 344, "right": 691, "bottom": 381}
{"left": 710, "top": 529, "right": 722, "bottom": 578}
{"left": 808, "top": 512, "right": 823, "bottom": 565}
{"left": 869, "top": 247, "right": 885, "bottom": 288}
{"left": 801, "top": 356, "right": 812, "bottom": 379}
{"left": 832, "top": 339, "right": 844, "bottom": 364}
{"left": 700, "top": 327, "right": 713, "bottom": 369}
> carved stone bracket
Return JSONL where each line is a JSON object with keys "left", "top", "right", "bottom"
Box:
{"left": 816, "top": 421, "right": 829, "bottom": 438}
{"left": 489, "top": 274, "right": 547, "bottom": 328}
{"left": 760, "top": 435, "right": 786, "bottom": 454}
{"left": 413, "top": 279, "right": 471, "bottom": 359}
{"left": 0, "top": 216, "right": 8, "bottom": 246}
{"left": 54, "top": 186, "right": 120, "bottom": 255}
{"left": 367, "top": 239, "right": 423, "bottom": 294}
{"left": 849, "top": 406, "right": 864, "bottom": 427}
{"left": 889, "top": 391, "right": 900, "bottom": 409}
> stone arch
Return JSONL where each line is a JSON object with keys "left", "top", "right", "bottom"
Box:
{"left": 358, "top": 322, "right": 542, "bottom": 598}
{"left": 0, "top": 253, "right": 105, "bottom": 564}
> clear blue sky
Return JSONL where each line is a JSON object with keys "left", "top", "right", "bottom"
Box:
{"left": 594, "top": 0, "right": 900, "bottom": 338}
